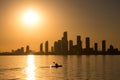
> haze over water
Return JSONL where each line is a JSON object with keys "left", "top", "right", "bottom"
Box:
{"left": 0, "top": 55, "right": 120, "bottom": 80}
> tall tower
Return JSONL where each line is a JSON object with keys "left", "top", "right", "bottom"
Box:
{"left": 45, "top": 41, "right": 48, "bottom": 53}
{"left": 102, "top": 40, "right": 106, "bottom": 52}
{"left": 26, "top": 45, "right": 30, "bottom": 54}
{"left": 58, "top": 40, "right": 62, "bottom": 53}
{"left": 94, "top": 43, "right": 98, "bottom": 52}
{"left": 64, "top": 32, "right": 67, "bottom": 40}
{"left": 77, "top": 35, "right": 82, "bottom": 53}
{"left": 62, "top": 31, "right": 68, "bottom": 54}
{"left": 51, "top": 46, "right": 54, "bottom": 53}
{"left": 54, "top": 41, "right": 58, "bottom": 53}
{"left": 86, "top": 37, "right": 90, "bottom": 50}
{"left": 21, "top": 47, "right": 24, "bottom": 53}
{"left": 40, "top": 43, "right": 43, "bottom": 53}
{"left": 69, "top": 40, "right": 73, "bottom": 53}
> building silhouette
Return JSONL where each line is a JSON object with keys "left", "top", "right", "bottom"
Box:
{"left": 84, "top": 37, "right": 94, "bottom": 53}
{"left": 86, "top": 37, "right": 90, "bottom": 50}
{"left": 54, "top": 41, "right": 58, "bottom": 53}
{"left": 40, "top": 43, "right": 43, "bottom": 53}
{"left": 102, "top": 40, "right": 106, "bottom": 52}
{"left": 77, "top": 35, "right": 82, "bottom": 53}
{"left": 69, "top": 40, "right": 73, "bottom": 53}
{"left": 26, "top": 45, "right": 30, "bottom": 54}
{"left": 45, "top": 41, "right": 48, "bottom": 53}
{"left": 51, "top": 46, "right": 54, "bottom": 53}
{"left": 21, "top": 47, "right": 24, "bottom": 53}
{"left": 94, "top": 43, "right": 98, "bottom": 52}
{"left": 107, "top": 44, "right": 119, "bottom": 54}
{"left": 61, "top": 31, "right": 68, "bottom": 54}
{"left": 58, "top": 40, "right": 62, "bottom": 53}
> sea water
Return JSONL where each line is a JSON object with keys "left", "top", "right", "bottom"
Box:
{"left": 0, "top": 55, "right": 120, "bottom": 80}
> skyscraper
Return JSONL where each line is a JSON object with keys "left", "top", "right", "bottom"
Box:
{"left": 77, "top": 35, "right": 82, "bottom": 53}
{"left": 40, "top": 43, "right": 43, "bottom": 53}
{"left": 21, "top": 47, "right": 24, "bottom": 53}
{"left": 69, "top": 40, "right": 73, "bottom": 53}
{"left": 51, "top": 46, "right": 54, "bottom": 53}
{"left": 26, "top": 45, "right": 30, "bottom": 54}
{"left": 94, "top": 43, "right": 98, "bottom": 52}
{"left": 62, "top": 31, "right": 68, "bottom": 54}
{"left": 45, "top": 41, "right": 48, "bottom": 53}
{"left": 86, "top": 37, "right": 90, "bottom": 50}
{"left": 54, "top": 41, "right": 58, "bottom": 53}
{"left": 58, "top": 40, "right": 62, "bottom": 53}
{"left": 102, "top": 40, "right": 106, "bottom": 52}
{"left": 64, "top": 32, "right": 67, "bottom": 40}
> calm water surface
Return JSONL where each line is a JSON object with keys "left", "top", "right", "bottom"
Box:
{"left": 0, "top": 55, "right": 120, "bottom": 80}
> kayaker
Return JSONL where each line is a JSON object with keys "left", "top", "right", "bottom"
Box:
{"left": 53, "top": 62, "right": 58, "bottom": 66}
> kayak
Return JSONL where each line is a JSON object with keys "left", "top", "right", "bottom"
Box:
{"left": 51, "top": 65, "right": 62, "bottom": 68}
{"left": 40, "top": 65, "right": 63, "bottom": 68}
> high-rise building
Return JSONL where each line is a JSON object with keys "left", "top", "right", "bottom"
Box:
{"left": 62, "top": 31, "right": 68, "bottom": 54}
{"left": 21, "top": 47, "right": 24, "bottom": 53}
{"left": 40, "top": 43, "right": 43, "bottom": 53}
{"left": 69, "top": 40, "right": 73, "bottom": 53}
{"left": 110, "top": 45, "right": 114, "bottom": 50}
{"left": 51, "top": 46, "right": 54, "bottom": 53}
{"left": 63, "top": 32, "right": 67, "bottom": 41}
{"left": 45, "top": 41, "right": 48, "bottom": 53}
{"left": 58, "top": 40, "right": 62, "bottom": 53}
{"left": 77, "top": 35, "right": 82, "bottom": 53}
{"left": 26, "top": 45, "right": 30, "bottom": 54}
{"left": 86, "top": 37, "right": 90, "bottom": 49}
{"left": 54, "top": 41, "right": 58, "bottom": 53}
{"left": 53, "top": 40, "right": 62, "bottom": 53}
{"left": 94, "top": 43, "right": 98, "bottom": 52}
{"left": 102, "top": 40, "right": 106, "bottom": 52}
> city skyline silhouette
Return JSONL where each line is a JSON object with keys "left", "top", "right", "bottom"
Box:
{"left": 0, "top": 31, "right": 119, "bottom": 55}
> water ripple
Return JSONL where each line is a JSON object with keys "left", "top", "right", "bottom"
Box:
{"left": 0, "top": 68, "right": 23, "bottom": 71}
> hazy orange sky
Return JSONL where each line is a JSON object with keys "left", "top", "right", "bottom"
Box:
{"left": 0, "top": 0, "right": 120, "bottom": 52}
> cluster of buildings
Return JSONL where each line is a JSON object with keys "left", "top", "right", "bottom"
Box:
{"left": 11, "top": 45, "right": 32, "bottom": 54}
{"left": 11, "top": 31, "right": 119, "bottom": 55}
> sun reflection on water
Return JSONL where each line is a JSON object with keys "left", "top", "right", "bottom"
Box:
{"left": 26, "top": 55, "right": 35, "bottom": 80}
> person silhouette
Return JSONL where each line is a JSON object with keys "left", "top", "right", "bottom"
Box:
{"left": 53, "top": 62, "right": 58, "bottom": 66}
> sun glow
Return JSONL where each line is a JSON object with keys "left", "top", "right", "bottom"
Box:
{"left": 26, "top": 55, "right": 35, "bottom": 80}
{"left": 22, "top": 9, "right": 41, "bottom": 27}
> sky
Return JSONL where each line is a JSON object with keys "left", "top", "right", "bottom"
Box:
{"left": 0, "top": 0, "right": 120, "bottom": 52}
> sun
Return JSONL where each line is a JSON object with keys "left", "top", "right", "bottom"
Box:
{"left": 23, "top": 9, "right": 39, "bottom": 26}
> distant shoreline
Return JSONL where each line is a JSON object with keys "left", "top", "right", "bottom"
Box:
{"left": 0, "top": 52, "right": 120, "bottom": 56}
